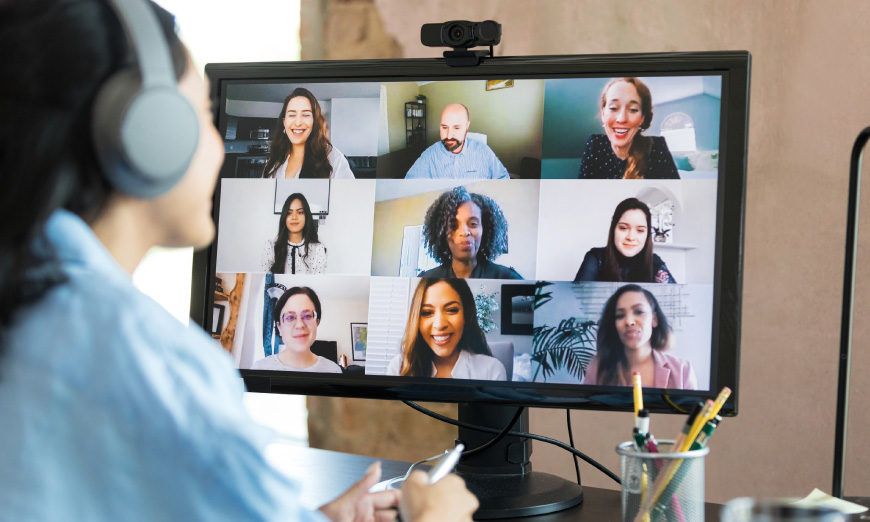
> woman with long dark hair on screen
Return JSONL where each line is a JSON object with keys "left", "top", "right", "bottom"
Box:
{"left": 252, "top": 287, "right": 341, "bottom": 373}
{"left": 261, "top": 87, "right": 354, "bottom": 179}
{"left": 0, "top": 1, "right": 477, "bottom": 520}
{"left": 418, "top": 186, "right": 522, "bottom": 280}
{"left": 574, "top": 197, "right": 676, "bottom": 283}
{"left": 386, "top": 278, "right": 507, "bottom": 380}
{"left": 578, "top": 77, "right": 679, "bottom": 180}
{"left": 582, "top": 285, "right": 697, "bottom": 389}
{"left": 261, "top": 193, "right": 327, "bottom": 274}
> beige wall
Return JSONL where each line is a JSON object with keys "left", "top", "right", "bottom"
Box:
{"left": 368, "top": 0, "right": 870, "bottom": 503}
{"left": 384, "top": 82, "right": 423, "bottom": 152}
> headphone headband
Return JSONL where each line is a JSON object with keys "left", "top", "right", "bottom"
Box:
{"left": 105, "top": 0, "right": 175, "bottom": 89}
{"left": 91, "top": 0, "right": 199, "bottom": 199}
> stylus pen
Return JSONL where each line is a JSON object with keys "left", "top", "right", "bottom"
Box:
{"left": 633, "top": 372, "right": 643, "bottom": 417}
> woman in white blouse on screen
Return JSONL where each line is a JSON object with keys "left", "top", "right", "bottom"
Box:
{"left": 386, "top": 278, "right": 506, "bottom": 381}
{"left": 261, "top": 87, "right": 354, "bottom": 179}
{"left": 261, "top": 193, "right": 327, "bottom": 274}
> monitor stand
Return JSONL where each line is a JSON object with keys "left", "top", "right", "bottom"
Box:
{"left": 454, "top": 403, "right": 583, "bottom": 519}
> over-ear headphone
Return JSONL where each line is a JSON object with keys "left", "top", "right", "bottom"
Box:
{"left": 91, "top": 0, "right": 199, "bottom": 198}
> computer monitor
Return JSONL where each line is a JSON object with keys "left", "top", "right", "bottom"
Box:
{"left": 192, "top": 51, "right": 750, "bottom": 518}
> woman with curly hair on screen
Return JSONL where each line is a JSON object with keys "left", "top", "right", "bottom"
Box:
{"left": 581, "top": 284, "right": 696, "bottom": 389}
{"left": 261, "top": 87, "right": 353, "bottom": 179}
{"left": 418, "top": 186, "right": 522, "bottom": 280}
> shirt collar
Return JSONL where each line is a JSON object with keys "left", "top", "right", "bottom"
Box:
{"left": 428, "top": 349, "right": 472, "bottom": 378}
{"left": 45, "top": 209, "right": 128, "bottom": 281}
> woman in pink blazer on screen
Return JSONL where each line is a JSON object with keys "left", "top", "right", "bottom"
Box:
{"left": 581, "top": 284, "right": 697, "bottom": 390}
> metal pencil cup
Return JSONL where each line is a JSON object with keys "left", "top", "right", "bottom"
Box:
{"left": 616, "top": 440, "right": 710, "bottom": 522}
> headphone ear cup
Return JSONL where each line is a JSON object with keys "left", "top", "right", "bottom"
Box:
{"left": 92, "top": 69, "right": 199, "bottom": 199}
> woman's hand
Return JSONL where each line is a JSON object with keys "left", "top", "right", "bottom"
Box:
{"left": 318, "top": 461, "right": 401, "bottom": 522}
{"left": 399, "top": 470, "right": 478, "bottom": 522}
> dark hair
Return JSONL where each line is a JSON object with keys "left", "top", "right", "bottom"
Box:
{"left": 272, "top": 286, "right": 323, "bottom": 330}
{"left": 595, "top": 284, "right": 670, "bottom": 385}
{"left": 0, "top": 0, "right": 187, "bottom": 353}
{"left": 601, "top": 198, "right": 655, "bottom": 282}
{"left": 270, "top": 193, "right": 321, "bottom": 273}
{"left": 263, "top": 88, "right": 333, "bottom": 179}
{"left": 600, "top": 77, "right": 654, "bottom": 180}
{"left": 422, "top": 186, "right": 509, "bottom": 264}
{"left": 399, "top": 278, "right": 490, "bottom": 377}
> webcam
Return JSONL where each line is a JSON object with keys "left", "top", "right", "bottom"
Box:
{"left": 421, "top": 20, "right": 501, "bottom": 49}
{"left": 420, "top": 20, "right": 502, "bottom": 67}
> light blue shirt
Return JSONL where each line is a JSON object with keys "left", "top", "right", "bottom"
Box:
{"left": 404, "top": 137, "right": 510, "bottom": 179}
{"left": 0, "top": 210, "right": 326, "bottom": 522}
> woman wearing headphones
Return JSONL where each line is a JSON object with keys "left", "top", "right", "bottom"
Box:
{"left": 0, "top": 1, "right": 476, "bottom": 521}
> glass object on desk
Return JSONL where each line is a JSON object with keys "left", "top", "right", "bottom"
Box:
{"left": 616, "top": 440, "right": 709, "bottom": 522}
{"left": 720, "top": 498, "right": 848, "bottom": 522}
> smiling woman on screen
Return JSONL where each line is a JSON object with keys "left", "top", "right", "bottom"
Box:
{"left": 418, "top": 186, "right": 522, "bottom": 280}
{"left": 262, "top": 193, "right": 327, "bottom": 274}
{"left": 252, "top": 287, "right": 341, "bottom": 373}
{"left": 574, "top": 198, "right": 676, "bottom": 283}
{"left": 578, "top": 77, "right": 679, "bottom": 180}
{"left": 386, "top": 278, "right": 506, "bottom": 380}
{"left": 261, "top": 87, "right": 354, "bottom": 179}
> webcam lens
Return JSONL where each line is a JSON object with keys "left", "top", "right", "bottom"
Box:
{"left": 445, "top": 23, "right": 468, "bottom": 46}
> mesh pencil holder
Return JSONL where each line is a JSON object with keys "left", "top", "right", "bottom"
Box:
{"left": 616, "top": 440, "right": 710, "bottom": 522}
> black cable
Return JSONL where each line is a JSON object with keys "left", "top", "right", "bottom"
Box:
{"left": 403, "top": 401, "right": 621, "bottom": 485}
{"left": 461, "top": 406, "right": 524, "bottom": 459}
{"left": 565, "top": 409, "right": 581, "bottom": 485}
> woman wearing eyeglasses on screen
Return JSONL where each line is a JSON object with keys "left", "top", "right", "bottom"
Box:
{"left": 386, "top": 278, "right": 507, "bottom": 380}
{"left": 581, "top": 284, "right": 697, "bottom": 389}
{"left": 0, "top": 2, "right": 477, "bottom": 521}
{"left": 262, "top": 87, "right": 354, "bottom": 179}
{"left": 251, "top": 287, "right": 341, "bottom": 373}
{"left": 578, "top": 77, "right": 679, "bottom": 180}
{"left": 574, "top": 198, "right": 676, "bottom": 283}
{"left": 261, "top": 193, "right": 327, "bottom": 274}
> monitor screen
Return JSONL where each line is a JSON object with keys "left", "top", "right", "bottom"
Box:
{"left": 194, "top": 52, "right": 749, "bottom": 415}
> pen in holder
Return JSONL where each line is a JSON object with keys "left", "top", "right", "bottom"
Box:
{"left": 616, "top": 441, "right": 710, "bottom": 522}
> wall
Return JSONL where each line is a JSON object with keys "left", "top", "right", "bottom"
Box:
{"left": 384, "top": 82, "right": 423, "bottom": 152}
{"left": 366, "top": 0, "right": 870, "bottom": 502}
{"left": 330, "top": 97, "right": 380, "bottom": 156}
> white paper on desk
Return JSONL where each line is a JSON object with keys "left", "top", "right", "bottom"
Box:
{"left": 789, "top": 488, "right": 868, "bottom": 515}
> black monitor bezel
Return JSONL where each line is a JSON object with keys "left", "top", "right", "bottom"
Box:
{"left": 193, "top": 51, "right": 749, "bottom": 416}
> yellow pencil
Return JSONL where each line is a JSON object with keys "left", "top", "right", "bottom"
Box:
{"left": 633, "top": 372, "right": 643, "bottom": 418}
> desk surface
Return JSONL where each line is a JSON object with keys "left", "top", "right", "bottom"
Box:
{"left": 271, "top": 444, "right": 724, "bottom": 521}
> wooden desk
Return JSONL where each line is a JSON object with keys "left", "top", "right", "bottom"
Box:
{"left": 270, "top": 444, "right": 724, "bottom": 521}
